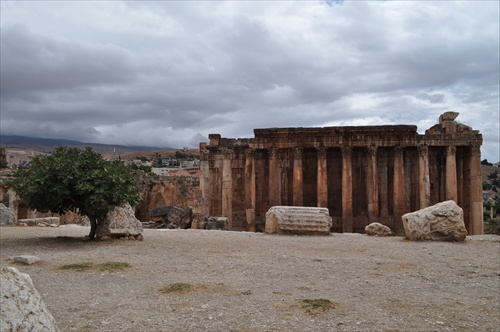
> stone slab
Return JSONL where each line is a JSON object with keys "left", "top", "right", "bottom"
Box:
{"left": 265, "top": 206, "right": 332, "bottom": 235}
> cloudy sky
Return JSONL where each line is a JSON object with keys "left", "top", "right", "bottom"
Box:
{"left": 1, "top": 1, "right": 499, "bottom": 161}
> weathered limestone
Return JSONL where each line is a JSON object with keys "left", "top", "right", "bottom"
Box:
{"left": 265, "top": 206, "right": 332, "bottom": 235}
{"left": 202, "top": 112, "right": 483, "bottom": 234}
{"left": 17, "top": 217, "right": 59, "bottom": 227}
{"left": 0, "top": 267, "right": 60, "bottom": 332}
{"left": 201, "top": 216, "right": 228, "bottom": 230}
{"left": 0, "top": 203, "right": 15, "bottom": 226}
{"left": 149, "top": 205, "right": 193, "bottom": 229}
{"left": 402, "top": 200, "right": 468, "bottom": 242}
{"left": 13, "top": 255, "right": 41, "bottom": 265}
{"left": 96, "top": 204, "right": 143, "bottom": 239}
{"left": 365, "top": 222, "right": 392, "bottom": 236}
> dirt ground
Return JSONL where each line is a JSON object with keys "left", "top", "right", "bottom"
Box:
{"left": 1, "top": 226, "right": 499, "bottom": 332}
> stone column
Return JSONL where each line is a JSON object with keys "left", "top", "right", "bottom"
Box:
{"left": 341, "top": 147, "right": 353, "bottom": 233}
{"left": 222, "top": 151, "right": 233, "bottom": 230}
{"left": 380, "top": 155, "right": 389, "bottom": 218}
{"left": 268, "top": 148, "right": 280, "bottom": 207}
{"left": 245, "top": 149, "right": 256, "bottom": 232}
{"left": 367, "top": 146, "right": 379, "bottom": 223}
{"left": 199, "top": 143, "right": 210, "bottom": 223}
{"left": 418, "top": 145, "right": 430, "bottom": 209}
{"left": 445, "top": 145, "right": 458, "bottom": 202}
{"left": 317, "top": 147, "right": 328, "bottom": 208}
{"left": 469, "top": 145, "right": 483, "bottom": 235}
{"left": 293, "top": 147, "right": 303, "bottom": 206}
{"left": 456, "top": 149, "right": 464, "bottom": 208}
{"left": 393, "top": 146, "right": 405, "bottom": 233}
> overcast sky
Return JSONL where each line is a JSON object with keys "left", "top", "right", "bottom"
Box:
{"left": 1, "top": 1, "right": 499, "bottom": 161}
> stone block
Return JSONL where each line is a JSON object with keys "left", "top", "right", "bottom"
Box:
{"left": 365, "top": 222, "right": 392, "bottom": 236}
{"left": 402, "top": 200, "right": 468, "bottom": 242}
{"left": 265, "top": 206, "right": 332, "bottom": 235}
{"left": 96, "top": 204, "right": 143, "bottom": 238}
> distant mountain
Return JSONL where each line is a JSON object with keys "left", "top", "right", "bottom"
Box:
{"left": 0, "top": 135, "right": 171, "bottom": 156}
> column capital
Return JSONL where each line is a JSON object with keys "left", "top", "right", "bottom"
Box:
{"left": 446, "top": 145, "right": 457, "bottom": 156}
{"left": 293, "top": 147, "right": 303, "bottom": 159}
{"left": 245, "top": 149, "right": 255, "bottom": 159}
{"left": 470, "top": 145, "right": 481, "bottom": 157}
{"left": 269, "top": 147, "right": 278, "bottom": 159}
{"left": 394, "top": 146, "right": 404, "bottom": 157}
{"left": 418, "top": 144, "right": 429, "bottom": 157}
{"left": 341, "top": 146, "right": 352, "bottom": 158}
{"left": 317, "top": 146, "right": 327, "bottom": 159}
{"left": 367, "top": 145, "right": 378, "bottom": 157}
{"left": 222, "top": 149, "right": 234, "bottom": 159}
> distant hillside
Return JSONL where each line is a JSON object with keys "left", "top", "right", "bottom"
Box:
{"left": 0, "top": 135, "right": 170, "bottom": 156}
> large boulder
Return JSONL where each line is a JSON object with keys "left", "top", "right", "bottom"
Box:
{"left": 265, "top": 206, "right": 332, "bottom": 235}
{"left": 365, "top": 222, "right": 392, "bottom": 236}
{"left": 0, "top": 203, "right": 15, "bottom": 226}
{"left": 402, "top": 200, "right": 468, "bottom": 242}
{"left": 0, "top": 267, "right": 60, "bottom": 332}
{"left": 96, "top": 204, "right": 143, "bottom": 239}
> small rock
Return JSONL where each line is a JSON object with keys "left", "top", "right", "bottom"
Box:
{"left": 135, "top": 234, "right": 144, "bottom": 241}
{"left": 13, "top": 255, "right": 41, "bottom": 265}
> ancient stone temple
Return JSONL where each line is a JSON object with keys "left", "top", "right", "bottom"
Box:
{"left": 200, "top": 112, "right": 483, "bottom": 235}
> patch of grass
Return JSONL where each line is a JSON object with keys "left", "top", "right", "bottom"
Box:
{"left": 59, "top": 262, "right": 94, "bottom": 271}
{"left": 300, "top": 298, "right": 336, "bottom": 315}
{"left": 159, "top": 282, "right": 194, "bottom": 294}
{"left": 97, "top": 261, "right": 131, "bottom": 271}
{"left": 59, "top": 261, "right": 131, "bottom": 272}
{"left": 391, "top": 231, "right": 407, "bottom": 237}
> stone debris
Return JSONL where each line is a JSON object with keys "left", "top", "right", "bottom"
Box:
{"left": 402, "top": 200, "right": 468, "bottom": 242}
{"left": 265, "top": 206, "right": 332, "bottom": 235}
{"left": 96, "top": 204, "right": 143, "bottom": 240}
{"left": 0, "top": 267, "right": 60, "bottom": 332}
{"left": 17, "top": 217, "right": 60, "bottom": 227}
{"left": 0, "top": 203, "right": 16, "bottom": 226}
{"left": 365, "top": 222, "right": 392, "bottom": 236}
{"left": 199, "top": 217, "right": 228, "bottom": 230}
{"left": 13, "top": 255, "right": 41, "bottom": 265}
{"left": 149, "top": 205, "right": 193, "bottom": 229}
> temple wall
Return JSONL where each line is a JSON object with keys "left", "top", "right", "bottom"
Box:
{"left": 201, "top": 112, "right": 484, "bottom": 234}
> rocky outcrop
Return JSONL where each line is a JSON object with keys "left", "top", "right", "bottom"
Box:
{"left": 0, "top": 267, "right": 60, "bottom": 332}
{"left": 402, "top": 200, "right": 468, "bottom": 241}
{"left": 265, "top": 206, "right": 332, "bottom": 235}
{"left": 365, "top": 222, "right": 392, "bottom": 236}
{"left": 96, "top": 204, "right": 143, "bottom": 239}
{"left": 0, "top": 203, "right": 15, "bottom": 226}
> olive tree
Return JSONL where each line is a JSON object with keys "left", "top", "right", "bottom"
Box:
{"left": 6, "top": 147, "right": 141, "bottom": 240}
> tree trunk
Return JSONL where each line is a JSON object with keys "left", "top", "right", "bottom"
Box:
{"left": 88, "top": 215, "right": 97, "bottom": 240}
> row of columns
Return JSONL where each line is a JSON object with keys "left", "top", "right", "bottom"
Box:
{"left": 214, "top": 144, "right": 482, "bottom": 234}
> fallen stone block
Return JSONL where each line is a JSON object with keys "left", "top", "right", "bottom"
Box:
{"left": 96, "top": 204, "right": 143, "bottom": 239}
{"left": 265, "top": 206, "right": 332, "bottom": 235}
{"left": 365, "top": 222, "right": 392, "bottom": 236}
{"left": 402, "top": 200, "right": 468, "bottom": 242}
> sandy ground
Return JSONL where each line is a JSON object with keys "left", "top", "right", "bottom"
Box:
{"left": 1, "top": 226, "right": 499, "bottom": 332}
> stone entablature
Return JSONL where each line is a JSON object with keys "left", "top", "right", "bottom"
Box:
{"left": 200, "top": 112, "right": 483, "bottom": 235}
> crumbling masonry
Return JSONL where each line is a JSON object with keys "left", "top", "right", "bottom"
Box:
{"left": 200, "top": 112, "right": 483, "bottom": 234}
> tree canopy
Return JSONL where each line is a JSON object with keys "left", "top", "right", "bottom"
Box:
{"left": 6, "top": 146, "right": 141, "bottom": 240}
